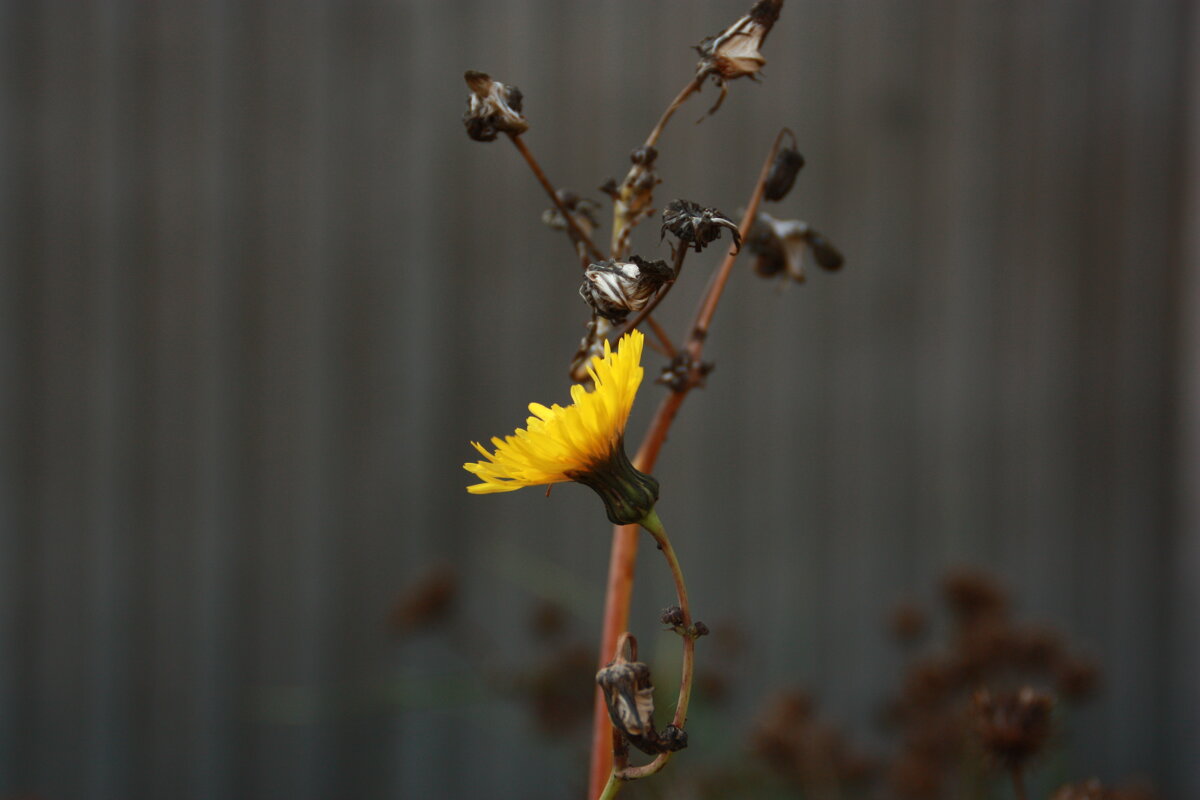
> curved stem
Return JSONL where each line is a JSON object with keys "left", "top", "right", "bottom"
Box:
{"left": 644, "top": 75, "right": 704, "bottom": 150}
{"left": 638, "top": 508, "right": 695, "bottom": 728}
{"left": 597, "top": 772, "right": 624, "bottom": 800}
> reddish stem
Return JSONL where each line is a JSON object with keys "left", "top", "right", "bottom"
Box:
{"left": 586, "top": 130, "right": 788, "bottom": 798}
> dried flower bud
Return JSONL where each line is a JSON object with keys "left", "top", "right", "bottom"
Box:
{"left": 596, "top": 641, "right": 688, "bottom": 755}
{"left": 807, "top": 229, "right": 844, "bottom": 270}
{"left": 462, "top": 70, "right": 528, "bottom": 141}
{"left": 694, "top": 0, "right": 783, "bottom": 115}
{"left": 542, "top": 190, "right": 599, "bottom": 237}
{"left": 660, "top": 605, "right": 686, "bottom": 627}
{"left": 748, "top": 212, "right": 844, "bottom": 282}
{"left": 631, "top": 145, "right": 658, "bottom": 166}
{"left": 579, "top": 256, "right": 674, "bottom": 324}
{"left": 662, "top": 199, "right": 741, "bottom": 253}
{"left": 764, "top": 147, "right": 805, "bottom": 201}
{"left": 971, "top": 687, "right": 1054, "bottom": 771}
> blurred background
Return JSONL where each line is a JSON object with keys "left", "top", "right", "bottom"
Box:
{"left": 2, "top": 1, "right": 1197, "bottom": 798}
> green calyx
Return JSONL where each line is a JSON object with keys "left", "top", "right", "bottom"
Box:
{"left": 569, "top": 440, "right": 660, "bottom": 526}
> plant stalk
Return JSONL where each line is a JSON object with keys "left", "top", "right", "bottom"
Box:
{"left": 587, "top": 130, "right": 791, "bottom": 799}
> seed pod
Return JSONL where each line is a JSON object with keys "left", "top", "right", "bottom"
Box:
{"left": 462, "top": 70, "right": 529, "bottom": 142}
{"left": 579, "top": 256, "right": 674, "bottom": 324}
{"left": 764, "top": 147, "right": 805, "bottom": 201}
{"left": 661, "top": 199, "right": 742, "bottom": 253}
{"left": 596, "top": 652, "right": 690, "bottom": 756}
{"left": 806, "top": 229, "right": 844, "bottom": 270}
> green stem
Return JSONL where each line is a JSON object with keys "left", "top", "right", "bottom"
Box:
{"left": 598, "top": 772, "right": 624, "bottom": 800}
{"left": 638, "top": 508, "right": 695, "bottom": 729}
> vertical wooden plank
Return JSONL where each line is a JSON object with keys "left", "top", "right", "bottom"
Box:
{"left": 26, "top": 3, "right": 93, "bottom": 797}
{"left": 1172, "top": 2, "right": 1200, "bottom": 795}
{"left": 1104, "top": 0, "right": 1185, "bottom": 785}
{"left": 189, "top": 1, "right": 246, "bottom": 797}
{"left": 238, "top": 1, "right": 335, "bottom": 797}
{"left": 0, "top": 0, "right": 35, "bottom": 792}
{"left": 81, "top": 1, "right": 135, "bottom": 797}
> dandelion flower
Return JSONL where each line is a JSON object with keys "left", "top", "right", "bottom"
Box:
{"left": 464, "top": 330, "right": 659, "bottom": 524}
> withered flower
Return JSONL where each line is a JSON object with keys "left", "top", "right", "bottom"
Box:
{"left": 943, "top": 567, "right": 1009, "bottom": 630}
{"left": 580, "top": 256, "right": 674, "bottom": 324}
{"left": 747, "top": 211, "right": 843, "bottom": 282}
{"left": 695, "top": 0, "right": 783, "bottom": 115}
{"left": 764, "top": 146, "right": 805, "bottom": 201}
{"left": 971, "top": 687, "right": 1054, "bottom": 771}
{"left": 388, "top": 563, "right": 457, "bottom": 633}
{"left": 596, "top": 639, "right": 688, "bottom": 755}
{"left": 662, "top": 199, "right": 741, "bottom": 253}
{"left": 462, "top": 70, "right": 528, "bottom": 141}
{"left": 542, "top": 190, "right": 599, "bottom": 232}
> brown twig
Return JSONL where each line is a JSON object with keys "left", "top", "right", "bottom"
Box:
{"left": 508, "top": 132, "right": 605, "bottom": 263}
{"left": 609, "top": 76, "right": 706, "bottom": 258}
{"left": 587, "top": 130, "right": 790, "bottom": 798}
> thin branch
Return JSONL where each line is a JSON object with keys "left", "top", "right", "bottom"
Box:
{"left": 508, "top": 133, "right": 604, "bottom": 263}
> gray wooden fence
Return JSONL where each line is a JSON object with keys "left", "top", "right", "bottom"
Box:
{"left": 2, "top": 1, "right": 1196, "bottom": 798}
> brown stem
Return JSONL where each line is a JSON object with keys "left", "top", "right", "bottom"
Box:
{"left": 508, "top": 133, "right": 604, "bottom": 263}
{"left": 645, "top": 75, "right": 704, "bottom": 150}
{"left": 686, "top": 128, "right": 789, "bottom": 357}
{"left": 643, "top": 315, "right": 677, "bottom": 359}
{"left": 587, "top": 130, "right": 791, "bottom": 799}
{"left": 609, "top": 76, "right": 705, "bottom": 259}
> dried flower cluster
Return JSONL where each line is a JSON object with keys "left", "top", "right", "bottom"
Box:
{"left": 596, "top": 636, "right": 688, "bottom": 756}
{"left": 462, "top": 70, "right": 528, "bottom": 141}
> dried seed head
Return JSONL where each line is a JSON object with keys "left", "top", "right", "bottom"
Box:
{"left": 694, "top": 0, "right": 783, "bottom": 115}
{"left": 764, "top": 147, "right": 805, "bottom": 201}
{"left": 596, "top": 644, "right": 688, "bottom": 755}
{"left": 748, "top": 212, "right": 844, "bottom": 282}
{"left": 462, "top": 70, "right": 529, "bottom": 141}
{"left": 542, "top": 190, "right": 600, "bottom": 235}
{"left": 696, "top": 0, "right": 782, "bottom": 81}
{"left": 807, "top": 229, "right": 844, "bottom": 270}
{"left": 579, "top": 256, "right": 674, "bottom": 324}
{"left": 747, "top": 212, "right": 808, "bottom": 281}
{"left": 971, "top": 687, "right": 1054, "bottom": 771}
{"left": 661, "top": 199, "right": 742, "bottom": 253}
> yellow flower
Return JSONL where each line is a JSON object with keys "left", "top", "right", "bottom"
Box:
{"left": 464, "top": 330, "right": 659, "bottom": 524}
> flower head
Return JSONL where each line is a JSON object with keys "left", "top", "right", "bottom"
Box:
{"left": 464, "top": 330, "right": 658, "bottom": 524}
{"left": 661, "top": 199, "right": 742, "bottom": 253}
{"left": 694, "top": 0, "right": 783, "bottom": 116}
{"left": 747, "top": 211, "right": 843, "bottom": 282}
{"left": 462, "top": 70, "right": 529, "bottom": 141}
{"left": 580, "top": 256, "right": 674, "bottom": 324}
